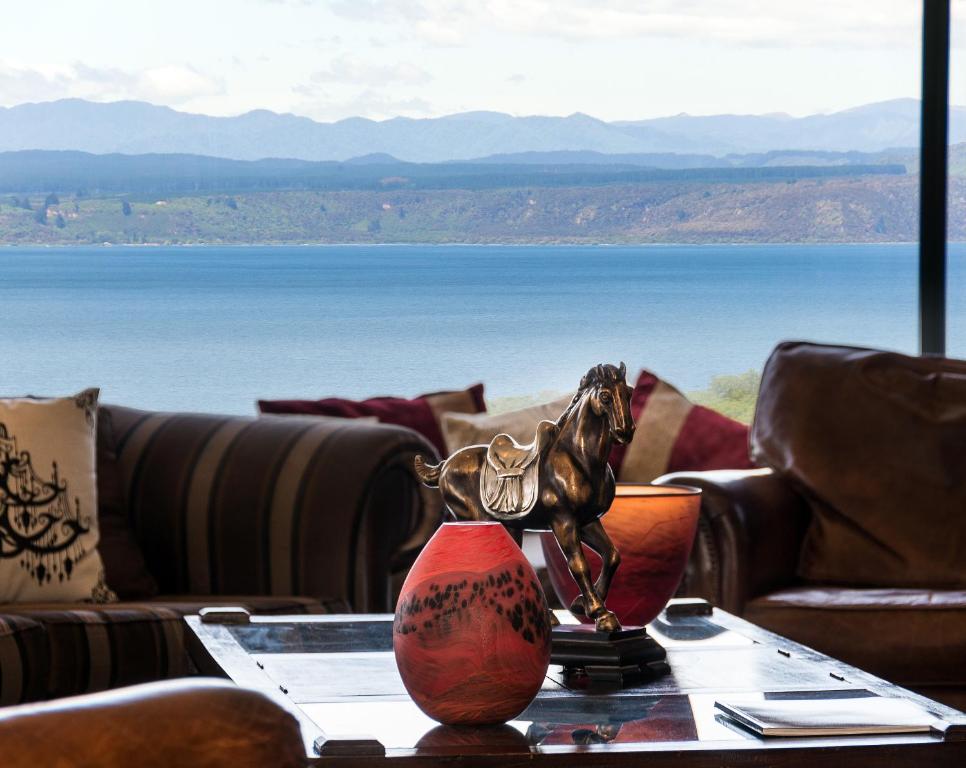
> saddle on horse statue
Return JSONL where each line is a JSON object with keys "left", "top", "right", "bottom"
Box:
{"left": 481, "top": 421, "right": 558, "bottom": 519}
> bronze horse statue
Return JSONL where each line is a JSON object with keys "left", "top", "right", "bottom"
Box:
{"left": 414, "top": 363, "right": 635, "bottom": 632}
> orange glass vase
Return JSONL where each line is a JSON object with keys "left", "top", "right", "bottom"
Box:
{"left": 541, "top": 484, "right": 701, "bottom": 627}
{"left": 394, "top": 521, "right": 551, "bottom": 725}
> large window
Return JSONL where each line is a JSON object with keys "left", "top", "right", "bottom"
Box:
{"left": 948, "top": 2, "right": 966, "bottom": 357}
{"left": 0, "top": 3, "right": 936, "bottom": 417}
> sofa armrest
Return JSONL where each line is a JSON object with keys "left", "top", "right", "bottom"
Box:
{"left": 105, "top": 405, "right": 442, "bottom": 612}
{"left": 0, "top": 679, "right": 306, "bottom": 768}
{"left": 654, "top": 469, "right": 811, "bottom": 614}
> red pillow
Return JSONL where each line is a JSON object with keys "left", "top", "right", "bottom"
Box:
{"left": 258, "top": 384, "right": 485, "bottom": 456}
{"left": 610, "top": 370, "right": 754, "bottom": 481}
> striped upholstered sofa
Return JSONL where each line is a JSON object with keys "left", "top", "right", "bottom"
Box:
{"left": 0, "top": 404, "right": 439, "bottom": 706}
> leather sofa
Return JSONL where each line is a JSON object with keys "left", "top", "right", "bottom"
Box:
{"left": 0, "top": 405, "right": 439, "bottom": 706}
{"left": 659, "top": 342, "right": 966, "bottom": 711}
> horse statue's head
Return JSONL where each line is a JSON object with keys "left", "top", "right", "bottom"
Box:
{"left": 577, "top": 362, "right": 635, "bottom": 445}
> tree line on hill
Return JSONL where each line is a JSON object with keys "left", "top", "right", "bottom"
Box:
{"left": 0, "top": 149, "right": 906, "bottom": 197}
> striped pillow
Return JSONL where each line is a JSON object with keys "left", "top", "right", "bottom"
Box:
{"left": 610, "top": 370, "right": 754, "bottom": 482}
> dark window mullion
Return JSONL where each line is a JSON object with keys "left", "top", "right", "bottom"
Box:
{"left": 919, "top": 0, "right": 951, "bottom": 355}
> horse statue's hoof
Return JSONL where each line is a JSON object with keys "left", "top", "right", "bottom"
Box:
{"left": 568, "top": 595, "right": 588, "bottom": 616}
{"left": 594, "top": 610, "right": 621, "bottom": 633}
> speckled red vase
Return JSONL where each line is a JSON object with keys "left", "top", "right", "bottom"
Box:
{"left": 541, "top": 484, "right": 701, "bottom": 627}
{"left": 393, "top": 521, "right": 551, "bottom": 726}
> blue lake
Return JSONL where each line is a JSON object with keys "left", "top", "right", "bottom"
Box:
{"left": 2, "top": 243, "right": 964, "bottom": 414}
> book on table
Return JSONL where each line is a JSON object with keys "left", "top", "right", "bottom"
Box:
{"left": 714, "top": 696, "right": 943, "bottom": 738}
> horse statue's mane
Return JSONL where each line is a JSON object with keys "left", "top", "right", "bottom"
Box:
{"left": 557, "top": 363, "right": 625, "bottom": 426}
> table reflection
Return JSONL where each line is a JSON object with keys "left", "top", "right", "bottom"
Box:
{"left": 302, "top": 692, "right": 757, "bottom": 751}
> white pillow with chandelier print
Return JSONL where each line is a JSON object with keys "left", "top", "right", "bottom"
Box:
{"left": 0, "top": 389, "right": 115, "bottom": 602}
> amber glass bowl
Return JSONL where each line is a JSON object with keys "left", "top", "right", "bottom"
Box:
{"left": 540, "top": 484, "right": 702, "bottom": 627}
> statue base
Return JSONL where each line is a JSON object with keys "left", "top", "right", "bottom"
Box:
{"left": 550, "top": 611, "right": 669, "bottom": 687}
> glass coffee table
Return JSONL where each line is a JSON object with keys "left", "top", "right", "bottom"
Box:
{"left": 185, "top": 600, "right": 966, "bottom": 765}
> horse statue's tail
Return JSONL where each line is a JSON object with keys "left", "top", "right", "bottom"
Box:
{"left": 414, "top": 455, "right": 442, "bottom": 487}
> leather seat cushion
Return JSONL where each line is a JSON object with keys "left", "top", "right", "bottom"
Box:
{"left": 0, "top": 595, "right": 343, "bottom": 701}
{"left": 745, "top": 586, "right": 966, "bottom": 687}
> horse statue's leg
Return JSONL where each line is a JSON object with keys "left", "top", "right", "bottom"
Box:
{"left": 550, "top": 514, "right": 620, "bottom": 632}
{"left": 577, "top": 519, "right": 620, "bottom": 604}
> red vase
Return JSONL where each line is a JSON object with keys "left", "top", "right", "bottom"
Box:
{"left": 541, "top": 484, "right": 701, "bottom": 627}
{"left": 394, "top": 521, "right": 551, "bottom": 725}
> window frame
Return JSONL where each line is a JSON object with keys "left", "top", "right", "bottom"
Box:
{"left": 919, "top": 0, "right": 951, "bottom": 354}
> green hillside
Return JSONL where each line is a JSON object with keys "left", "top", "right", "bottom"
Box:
{"left": 2, "top": 173, "right": 960, "bottom": 245}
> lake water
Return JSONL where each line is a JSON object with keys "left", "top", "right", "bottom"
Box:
{"left": 2, "top": 243, "right": 964, "bottom": 414}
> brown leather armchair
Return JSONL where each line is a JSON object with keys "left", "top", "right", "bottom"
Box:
{"left": 660, "top": 465, "right": 966, "bottom": 712}
{"left": 0, "top": 679, "right": 307, "bottom": 768}
{"left": 658, "top": 342, "right": 966, "bottom": 712}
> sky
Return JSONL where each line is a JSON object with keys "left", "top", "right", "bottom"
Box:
{"left": 0, "top": 1, "right": 963, "bottom": 123}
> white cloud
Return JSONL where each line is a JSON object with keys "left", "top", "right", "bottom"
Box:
{"left": 0, "top": 66, "right": 66, "bottom": 104}
{"left": 293, "top": 84, "right": 433, "bottom": 120}
{"left": 307, "top": 55, "right": 432, "bottom": 86}
{"left": 324, "top": 0, "right": 927, "bottom": 49}
{"left": 292, "top": 53, "right": 434, "bottom": 119}
{"left": 137, "top": 65, "right": 223, "bottom": 104}
{"left": 0, "top": 61, "right": 222, "bottom": 107}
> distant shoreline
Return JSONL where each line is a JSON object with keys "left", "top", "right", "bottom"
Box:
{"left": 0, "top": 240, "right": 943, "bottom": 249}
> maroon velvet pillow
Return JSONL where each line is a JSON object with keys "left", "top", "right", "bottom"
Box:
{"left": 258, "top": 384, "right": 485, "bottom": 456}
{"left": 96, "top": 408, "right": 159, "bottom": 599}
{"left": 610, "top": 370, "right": 754, "bottom": 481}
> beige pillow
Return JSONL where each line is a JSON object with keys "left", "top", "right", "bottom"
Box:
{"left": 441, "top": 394, "right": 574, "bottom": 452}
{"left": 0, "top": 390, "right": 115, "bottom": 602}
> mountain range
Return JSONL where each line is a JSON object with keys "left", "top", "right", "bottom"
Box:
{"left": 1, "top": 98, "right": 963, "bottom": 163}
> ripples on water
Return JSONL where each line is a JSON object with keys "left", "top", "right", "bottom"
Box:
{"left": 2, "top": 243, "right": 959, "bottom": 414}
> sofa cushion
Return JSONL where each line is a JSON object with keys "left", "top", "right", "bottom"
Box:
{"left": 751, "top": 342, "right": 966, "bottom": 588}
{"left": 610, "top": 370, "right": 754, "bottom": 482}
{"left": 1, "top": 596, "right": 340, "bottom": 701}
{"left": 258, "top": 383, "right": 485, "bottom": 456}
{"left": 0, "top": 615, "right": 46, "bottom": 705}
{"left": 147, "top": 595, "right": 344, "bottom": 615}
{"left": 744, "top": 586, "right": 966, "bottom": 688}
{"left": 95, "top": 408, "right": 159, "bottom": 600}
{"left": 4, "top": 603, "right": 188, "bottom": 699}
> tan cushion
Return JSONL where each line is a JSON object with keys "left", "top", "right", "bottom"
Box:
{"left": 751, "top": 342, "right": 966, "bottom": 588}
{"left": 744, "top": 586, "right": 966, "bottom": 687}
{"left": 0, "top": 390, "right": 114, "bottom": 603}
{"left": 441, "top": 393, "right": 574, "bottom": 452}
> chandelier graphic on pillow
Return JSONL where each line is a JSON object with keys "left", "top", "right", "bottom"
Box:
{"left": 0, "top": 423, "right": 91, "bottom": 586}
